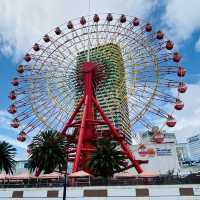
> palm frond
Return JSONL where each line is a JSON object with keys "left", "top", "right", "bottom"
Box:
{"left": 89, "top": 137, "right": 126, "bottom": 177}
{"left": 28, "top": 130, "right": 67, "bottom": 174}
{"left": 0, "top": 141, "right": 16, "bottom": 174}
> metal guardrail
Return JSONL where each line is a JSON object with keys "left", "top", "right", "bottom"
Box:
{"left": 0, "top": 179, "right": 64, "bottom": 188}
{"left": 0, "top": 175, "right": 200, "bottom": 188}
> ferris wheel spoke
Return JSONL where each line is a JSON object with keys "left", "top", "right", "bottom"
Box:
{"left": 32, "top": 51, "right": 72, "bottom": 67}
{"left": 23, "top": 119, "right": 46, "bottom": 134}
{"left": 136, "top": 116, "right": 154, "bottom": 130}
{"left": 38, "top": 45, "right": 75, "bottom": 69}
{"left": 133, "top": 84, "right": 177, "bottom": 103}
{"left": 47, "top": 79, "right": 77, "bottom": 96}
{"left": 31, "top": 103, "right": 62, "bottom": 129}
{"left": 117, "top": 29, "right": 144, "bottom": 50}
{"left": 46, "top": 87, "right": 76, "bottom": 113}
{"left": 129, "top": 106, "right": 154, "bottom": 129}
{"left": 118, "top": 26, "right": 156, "bottom": 51}
{"left": 44, "top": 41, "right": 70, "bottom": 61}
{"left": 114, "top": 22, "right": 133, "bottom": 44}
{"left": 50, "top": 33, "right": 78, "bottom": 58}
{"left": 15, "top": 107, "right": 33, "bottom": 119}
{"left": 72, "top": 27, "right": 88, "bottom": 53}
{"left": 104, "top": 21, "right": 120, "bottom": 43}
{"left": 131, "top": 95, "right": 170, "bottom": 118}
{"left": 44, "top": 107, "right": 66, "bottom": 127}
{"left": 33, "top": 45, "right": 72, "bottom": 66}
{"left": 116, "top": 19, "right": 146, "bottom": 42}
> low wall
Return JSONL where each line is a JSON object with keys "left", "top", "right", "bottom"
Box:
{"left": 0, "top": 184, "right": 200, "bottom": 199}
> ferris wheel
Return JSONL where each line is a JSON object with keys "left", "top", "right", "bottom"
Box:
{"left": 8, "top": 13, "right": 186, "bottom": 173}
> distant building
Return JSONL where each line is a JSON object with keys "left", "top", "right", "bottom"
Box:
{"left": 14, "top": 133, "right": 200, "bottom": 176}
{"left": 130, "top": 130, "right": 180, "bottom": 175}
{"left": 14, "top": 160, "right": 29, "bottom": 174}
{"left": 14, "top": 160, "right": 73, "bottom": 175}
{"left": 141, "top": 129, "right": 177, "bottom": 144}
{"left": 176, "top": 143, "right": 190, "bottom": 166}
{"left": 187, "top": 134, "right": 200, "bottom": 162}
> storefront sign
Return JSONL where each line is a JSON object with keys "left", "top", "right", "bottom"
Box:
{"left": 156, "top": 148, "right": 172, "bottom": 156}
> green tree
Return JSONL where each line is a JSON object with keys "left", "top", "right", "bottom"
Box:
{"left": 28, "top": 130, "right": 67, "bottom": 174}
{"left": 89, "top": 137, "right": 126, "bottom": 178}
{"left": 0, "top": 141, "right": 16, "bottom": 174}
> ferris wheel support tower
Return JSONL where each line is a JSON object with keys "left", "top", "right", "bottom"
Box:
{"left": 61, "top": 62, "right": 146, "bottom": 173}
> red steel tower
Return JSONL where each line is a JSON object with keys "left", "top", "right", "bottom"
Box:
{"left": 61, "top": 62, "right": 145, "bottom": 173}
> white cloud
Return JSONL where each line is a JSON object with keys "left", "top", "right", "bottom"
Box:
{"left": 0, "top": 110, "right": 13, "bottom": 130}
{"left": 161, "top": 0, "right": 200, "bottom": 45}
{"left": 0, "top": 0, "right": 158, "bottom": 60}
{"left": 195, "top": 37, "right": 200, "bottom": 52}
{"left": 0, "top": 35, "right": 15, "bottom": 57}
{"left": 168, "top": 82, "right": 200, "bottom": 142}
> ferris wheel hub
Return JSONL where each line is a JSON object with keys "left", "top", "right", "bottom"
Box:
{"left": 81, "top": 62, "right": 95, "bottom": 73}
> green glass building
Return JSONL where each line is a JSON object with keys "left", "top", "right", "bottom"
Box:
{"left": 76, "top": 43, "right": 132, "bottom": 144}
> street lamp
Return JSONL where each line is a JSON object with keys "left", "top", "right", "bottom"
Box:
{"left": 63, "top": 154, "right": 69, "bottom": 200}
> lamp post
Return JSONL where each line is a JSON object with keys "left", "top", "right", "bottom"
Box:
{"left": 63, "top": 152, "right": 69, "bottom": 200}
{"left": 63, "top": 170, "right": 67, "bottom": 200}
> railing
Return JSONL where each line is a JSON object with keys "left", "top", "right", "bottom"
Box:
{"left": 0, "top": 174, "right": 200, "bottom": 188}
{"left": 68, "top": 174, "right": 200, "bottom": 187}
{"left": 0, "top": 179, "right": 64, "bottom": 188}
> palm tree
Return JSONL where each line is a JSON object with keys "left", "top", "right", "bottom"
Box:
{"left": 0, "top": 141, "right": 16, "bottom": 174}
{"left": 89, "top": 137, "right": 126, "bottom": 178}
{"left": 28, "top": 130, "right": 67, "bottom": 175}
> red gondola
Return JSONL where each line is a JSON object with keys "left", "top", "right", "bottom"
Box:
{"left": 120, "top": 14, "right": 126, "bottom": 23}
{"left": 80, "top": 16, "right": 86, "bottom": 25}
{"left": 93, "top": 14, "right": 100, "bottom": 23}
{"left": 166, "top": 115, "right": 176, "bottom": 127}
{"left": 8, "top": 91, "right": 16, "bottom": 100}
{"left": 146, "top": 23, "right": 152, "bottom": 32}
{"left": 67, "top": 21, "right": 74, "bottom": 29}
{"left": 8, "top": 104, "right": 16, "bottom": 114}
{"left": 17, "top": 131, "right": 26, "bottom": 142}
{"left": 33, "top": 43, "right": 40, "bottom": 51}
{"left": 166, "top": 40, "right": 174, "bottom": 50}
{"left": 153, "top": 132, "right": 164, "bottom": 144}
{"left": 17, "top": 65, "right": 24, "bottom": 73}
{"left": 106, "top": 13, "right": 113, "bottom": 22}
{"left": 178, "top": 82, "right": 187, "bottom": 93}
{"left": 177, "top": 67, "right": 186, "bottom": 77}
{"left": 138, "top": 144, "right": 147, "bottom": 157}
{"left": 133, "top": 17, "right": 139, "bottom": 26}
{"left": 24, "top": 53, "right": 31, "bottom": 62}
{"left": 55, "top": 27, "right": 62, "bottom": 35}
{"left": 173, "top": 52, "right": 181, "bottom": 62}
{"left": 11, "top": 77, "right": 19, "bottom": 86}
{"left": 11, "top": 118, "right": 20, "bottom": 128}
{"left": 43, "top": 34, "right": 50, "bottom": 42}
{"left": 156, "top": 30, "right": 164, "bottom": 40}
{"left": 174, "top": 99, "right": 184, "bottom": 110}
